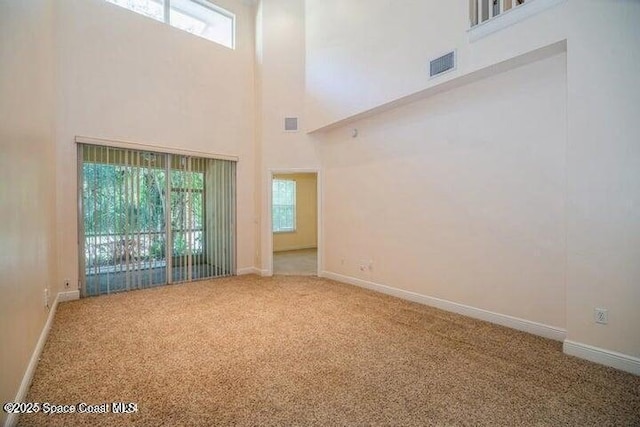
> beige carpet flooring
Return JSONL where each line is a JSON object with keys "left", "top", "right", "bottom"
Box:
{"left": 272, "top": 248, "right": 317, "bottom": 275}
{"left": 21, "top": 275, "right": 640, "bottom": 426}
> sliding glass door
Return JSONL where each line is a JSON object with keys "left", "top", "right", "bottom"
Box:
{"left": 78, "top": 144, "right": 236, "bottom": 297}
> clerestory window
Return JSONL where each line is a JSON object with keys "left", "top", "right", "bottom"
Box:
{"left": 105, "top": 0, "right": 235, "bottom": 49}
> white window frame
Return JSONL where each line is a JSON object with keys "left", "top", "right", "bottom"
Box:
{"left": 272, "top": 179, "right": 296, "bottom": 234}
{"left": 105, "top": 0, "right": 236, "bottom": 49}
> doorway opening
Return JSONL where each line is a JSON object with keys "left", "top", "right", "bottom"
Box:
{"left": 270, "top": 172, "right": 319, "bottom": 276}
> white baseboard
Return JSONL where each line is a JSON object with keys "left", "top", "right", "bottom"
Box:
{"left": 273, "top": 245, "right": 317, "bottom": 253}
{"left": 237, "top": 267, "right": 270, "bottom": 277}
{"left": 237, "top": 267, "right": 259, "bottom": 276}
{"left": 5, "top": 291, "right": 72, "bottom": 427}
{"left": 320, "top": 271, "right": 566, "bottom": 342}
{"left": 57, "top": 290, "right": 80, "bottom": 302}
{"left": 563, "top": 340, "right": 640, "bottom": 376}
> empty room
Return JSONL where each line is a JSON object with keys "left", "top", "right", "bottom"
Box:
{"left": 1, "top": 0, "right": 639, "bottom": 425}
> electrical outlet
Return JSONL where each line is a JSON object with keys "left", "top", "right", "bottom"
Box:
{"left": 64, "top": 279, "right": 70, "bottom": 289}
{"left": 359, "top": 260, "right": 374, "bottom": 272}
{"left": 594, "top": 308, "right": 608, "bottom": 325}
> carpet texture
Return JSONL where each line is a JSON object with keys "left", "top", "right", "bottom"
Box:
{"left": 20, "top": 275, "right": 640, "bottom": 426}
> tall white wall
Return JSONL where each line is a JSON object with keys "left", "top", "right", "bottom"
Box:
{"left": 305, "top": 0, "right": 568, "bottom": 131}
{"left": 303, "top": 0, "right": 640, "bottom": 363}
{"left": 565, "top": 0, "right": 640, "bottom": 358}
{"left": 0, "top": 0, "right": 56, "bottom": 423}
{"left": 319, "top": 52, "right": 567, "bottom": 329}
{"left": 255, "top": 0, "right": 320, "bottom": 272}
{"left": 54, "top": 0, "right": 257, "bottom": 291}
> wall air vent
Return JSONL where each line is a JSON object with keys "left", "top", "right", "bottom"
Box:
{"left": 429, "top": 51, "right": 456, "bottom": 79}
{"left": 284, "top": 117, "right": 299, "bottom": 132}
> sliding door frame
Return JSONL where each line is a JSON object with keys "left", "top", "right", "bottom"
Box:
{"left": 165, "top": 153, "right": 173, "bottom": 285}
{"left": 75, "top": 136, "right": 239, "bottom": 162}
{"left": 76, "top": 136, "right": 238, "bottom": 297}
{"left": 77, "top": 144, "right": 86, "bottom": 296}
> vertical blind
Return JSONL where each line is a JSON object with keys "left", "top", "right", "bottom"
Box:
{"left": 78, "top": 143, "right": 236, "bottom": 297}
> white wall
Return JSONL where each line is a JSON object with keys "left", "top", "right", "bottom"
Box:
{"left": 0, "top": 0, "right": 56, "bottom": 423}
{"left": 319, "top": 52, "right": 567, "bottom": 329}
{"left": 255, "top": 0, "right": 320, "bottom": 271}
{"left": 305, "top": 0, "right": 568, "bottom": 131}
{"left": 53, "top": 0, "right": 257, "bottom": 291}
{"left": 303, "top": 0, "right": 640, "bottom": 364}
{"left": 565, "top": 0, "right": 640, "bottom": 358}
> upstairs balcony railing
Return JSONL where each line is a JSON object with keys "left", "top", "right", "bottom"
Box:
{"left": 470, "top": 0, "right": 526, "bottom": 27}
